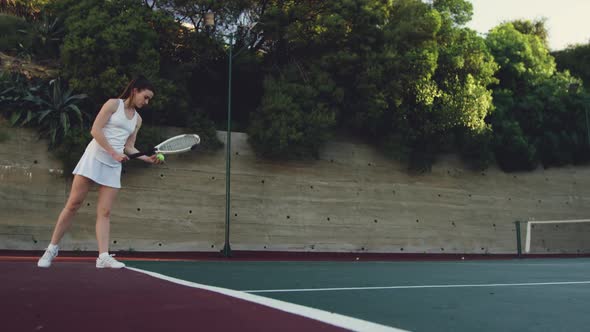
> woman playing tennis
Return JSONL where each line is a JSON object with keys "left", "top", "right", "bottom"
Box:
{"left": 38, "top": 75, "right": 161, "bottom": 269}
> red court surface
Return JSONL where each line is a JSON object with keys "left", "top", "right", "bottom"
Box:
{"left": 1, "top": 261, "right": 348, "bottom": 332}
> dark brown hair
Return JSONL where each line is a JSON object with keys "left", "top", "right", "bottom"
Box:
{"left": 118, "top": 75, "right": 155, "bottom": 99}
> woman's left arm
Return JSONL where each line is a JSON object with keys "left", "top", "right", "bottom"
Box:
{"left": 124, "top": 116, "right": 160, "bottom": 164}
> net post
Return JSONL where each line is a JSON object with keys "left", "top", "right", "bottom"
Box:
{"left": 524, "top": 221, "right": 532, "bottom": 254}
{"left": 515, "top": 221, "right": 522, "bottom": 257}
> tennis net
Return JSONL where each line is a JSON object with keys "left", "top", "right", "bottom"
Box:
{"left": 522, "top": 219, "right": 590, "bottom": 254}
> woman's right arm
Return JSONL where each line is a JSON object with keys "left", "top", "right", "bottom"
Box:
{"left": 90, "top": 99, "right": 129, "bottom": 163}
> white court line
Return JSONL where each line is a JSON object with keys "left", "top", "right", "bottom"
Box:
{"left": 125, "top": 267, "right": 407, "bottom": 332}
{"left": 243, "top": 280, "right": 590, "bottom": 293}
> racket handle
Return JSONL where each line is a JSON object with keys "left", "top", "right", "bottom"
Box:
{"left": 127, "top": 148, "right": 155, "bottom": 159}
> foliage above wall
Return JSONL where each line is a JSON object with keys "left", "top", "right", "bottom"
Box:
{"left": 1, "top": 0, "right": 590, "bottom": 173}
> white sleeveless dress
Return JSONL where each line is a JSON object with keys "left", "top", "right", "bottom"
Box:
{"left": 73, "top": 99, "right": 137, "bottom": 188}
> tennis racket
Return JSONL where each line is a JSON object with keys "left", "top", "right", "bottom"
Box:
{"left": 127, "top": 134, "right": 201, "bottom": 159}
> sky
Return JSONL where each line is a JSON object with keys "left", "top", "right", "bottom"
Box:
{"left": 466, "top": 0, "right": 590, "bottom": 51}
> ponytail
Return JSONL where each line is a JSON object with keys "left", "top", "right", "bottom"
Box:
{"left": 118, "top": 75, "right": 155, "bottom": 99}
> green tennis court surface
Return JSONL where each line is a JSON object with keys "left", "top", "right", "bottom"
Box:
{"left": 128, "top": 258, "right": 590, "bottom": 331}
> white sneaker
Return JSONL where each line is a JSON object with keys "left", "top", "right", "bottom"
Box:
{"left": 37, "top": 247, "right": 58, "bottom": 268}
{"left": 96, "top": 254, "right": 125, "bottom": 269}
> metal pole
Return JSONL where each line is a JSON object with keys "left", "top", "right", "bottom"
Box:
{"left": 223, "top": 33, "right": 233, "bottom": 258}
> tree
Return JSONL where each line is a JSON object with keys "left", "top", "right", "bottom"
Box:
{"left": 383, "top": 0, "right": 496, "bottom": 169}
{"left": 553, "top": 43, "right": 590, "bottom": 90}
{"left": 249, "top": 66, "right": 337, "bottom": 159}
{"left": 49, "top": 0, "right": 185, "bottom": 122}
{"left": 486, "top": 21, "right": 590, "bottom": 170}
{"left": 511, "top": 18, "right": 549, "bottom": 48}
{"left": 248, "top": 0, "right": 497, "bottom": 168}
{"left": 432, "top": 0, "right": 473, "bottom": 26}
{"left": 486, "top": 22, "right": 555, "bottom": 92}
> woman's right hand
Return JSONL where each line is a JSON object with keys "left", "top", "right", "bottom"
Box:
{"left": 110, "top": 151, "right": 130, "bottom": 163}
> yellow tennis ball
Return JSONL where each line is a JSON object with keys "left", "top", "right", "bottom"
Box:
{"left": 156, "top": 153, "right": 165, "bottom": 161}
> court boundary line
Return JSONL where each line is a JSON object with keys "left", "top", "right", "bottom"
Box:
{"left": 243, "top": 280, "right": 590, "bottom": 293}
{"left": 125, "top": 266, "right": 407, "bottom": 332}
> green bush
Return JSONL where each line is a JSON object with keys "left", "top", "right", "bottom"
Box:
{"left": 22, "top": 77, "right": 88, "bottom": 146}
{"left": 0, "top": 72, "right": 41, "bottom": 125}
{"left": 553, "top": 44, "right": 590, "bottom": 91}
{"left": 248, "top": 72, "right": 337, "bottom": 159}
{"left": 456, "top": 126, "right": 495, "bottom": 170}
{"left": 0, "top": 13, "right": 32, "bottom": 52}
{"left": 52, "top": 0, "right": 188, "bottom": 125}
{"left": 492, "top": 119, "right": 537, "bottom": 171}
{"left": 486, "top": 21, "right": 590, "bottom": 170}
{"left": 0, "top": 73, "right": 89, "bottom": 147}
{"left": 29, "top": 13, "right": 64, "bottom": 60}
{"left": 187, "top": 110, "right": 223, "bottom": 152}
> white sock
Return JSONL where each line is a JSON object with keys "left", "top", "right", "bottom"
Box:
{"left": 99, "top": 252, "right": 110, "bottom": 259}
{"left": 48, "top": 243, "right": 59, "bottom": 252}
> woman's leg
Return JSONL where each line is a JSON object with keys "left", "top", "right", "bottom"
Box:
{"left": 95, "top": 185, "right": 119, "bottom": 254}
{"left": 49, "top": 175, "right": 93, "bottom": 245}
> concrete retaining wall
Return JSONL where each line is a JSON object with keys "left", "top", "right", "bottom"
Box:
{"left": 2, "top": 121, "right": 589, "bottom": 254}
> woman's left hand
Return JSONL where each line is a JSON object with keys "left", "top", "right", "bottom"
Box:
{"left": 146, "top": 154, "right": 163, "bottom": 165}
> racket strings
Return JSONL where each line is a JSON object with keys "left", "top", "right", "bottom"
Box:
{"left": 158, "top": 135, "right": 199, "bottom": 153}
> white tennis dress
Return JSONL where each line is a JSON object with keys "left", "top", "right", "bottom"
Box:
{"left": 73, "top": 99, "right": 137, "bottom": 188}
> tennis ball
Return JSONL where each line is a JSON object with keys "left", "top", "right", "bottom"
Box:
{"left": 156, "top": 153, "right": 165, "bottom": 161}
